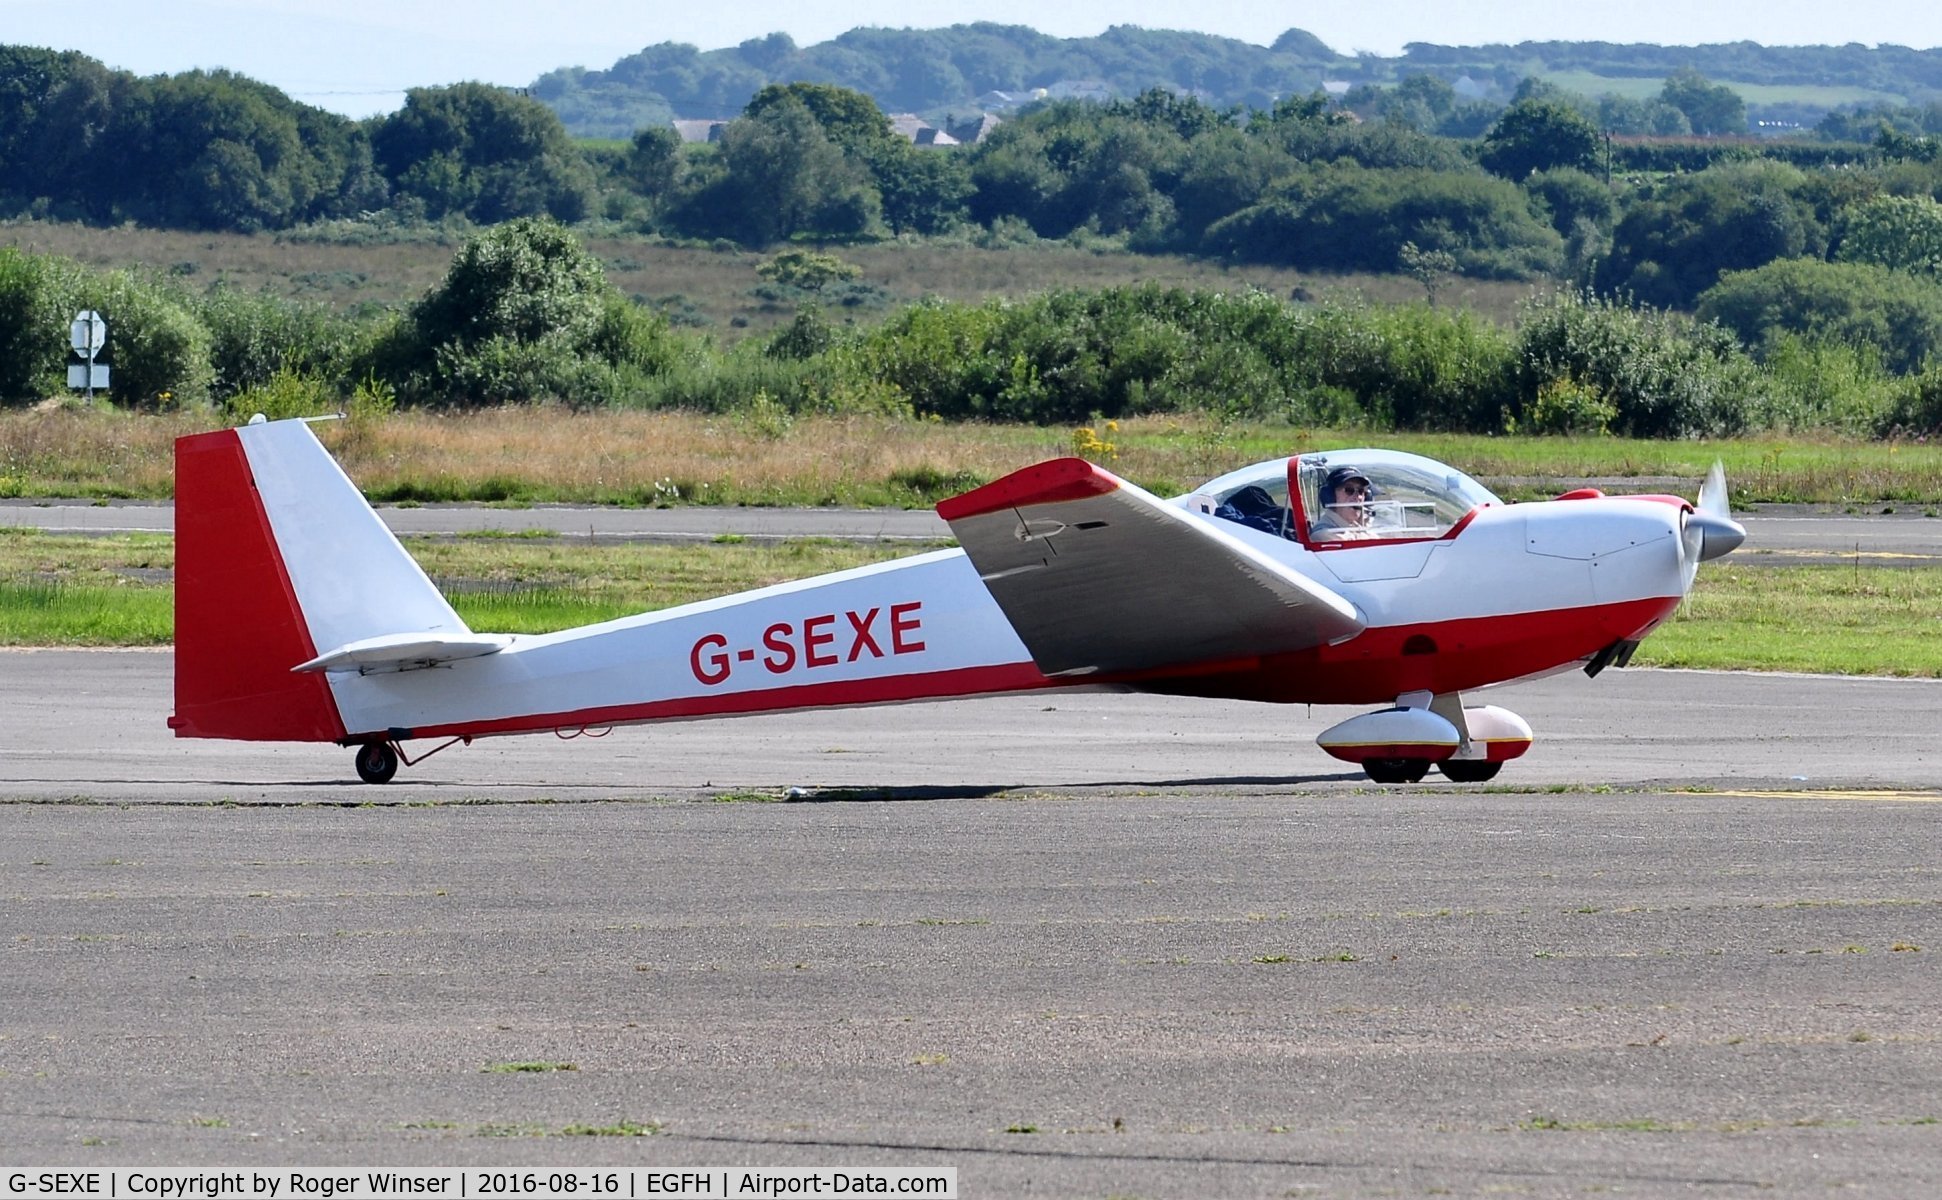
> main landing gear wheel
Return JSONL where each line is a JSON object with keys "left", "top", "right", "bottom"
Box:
{"left": 354, "top": 742, "right": 399, "bottom": 784}
{"left": 1437, "top": 759, "right": 1503, "bottom": 783}
{"left": 1363, "top": 758, "right": 1431, "bottom": 784}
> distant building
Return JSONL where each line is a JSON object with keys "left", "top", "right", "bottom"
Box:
{"left": 1043, "top": 79, "right": 1115, "bottom": 103}
{"left": 946, "top": 112, "right": 1004, "bottom": 143}
{"left": 671, "top": 119, "right": 729, "bottom": 143}
{"left": 974, "top": 89, "right": 1044, "bottom": 112}
{"left": 887, "top": 113, "right": 960, "bottom": 146}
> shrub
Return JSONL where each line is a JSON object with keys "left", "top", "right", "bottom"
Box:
{"left": 0, "top": 248, "right": 78, "bottom": 406}
{"left": 1698, "top": 257, "right": 1942, "bottom": 375}
{"left": 1510, "top": 291, "right": 1767, "bottom": 438}
{"left": 393, "top": 217, "right": 672, "bottom": 406}
{"left": 1879, "top": 365, "right": 1942, "bottom": 436}
{"left": 755, "top": 249, "right": 862, "bottom": 290}
{"left": 1523, "top": 377, "right": 1617, "bottom": 435}
{"left": 223, "top": 369, "right": 338, "bottom": 422}
{"left": 1756, "top": 335, "right": 1897, "bottom": 433}
{"left": 197, "top": 287, "right": 360, "bottom": 399}
{"left": 1203, "top": 165, "right": 1564, "bottom": 279}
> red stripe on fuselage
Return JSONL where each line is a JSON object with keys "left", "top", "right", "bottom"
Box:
{"left": 372, "top": 661, "right": 1055, "bottom": 742}
{"left": 366, "top": 597, "right": 1674, "bottom": 744}
{"left": 1138, "top": 596, "right": 1680, "bottom": 707}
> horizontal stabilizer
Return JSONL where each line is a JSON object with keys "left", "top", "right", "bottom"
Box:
{"left": 295, "top": 632, "right": 514, "bottom": 675}
{"left": 939, "top": 458, "right": 1363, "bottom": 677}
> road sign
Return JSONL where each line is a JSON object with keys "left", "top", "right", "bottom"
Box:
{"left": 70, "top": 310, "right": 106, "bottom": 358}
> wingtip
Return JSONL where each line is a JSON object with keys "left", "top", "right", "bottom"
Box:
{"left": 936, "top": 458, "right": 1122, "bottom": 522}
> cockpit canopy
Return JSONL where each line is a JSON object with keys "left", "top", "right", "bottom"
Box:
{"left": 1195, "top": 449, "right": 1501, "bottom": 546}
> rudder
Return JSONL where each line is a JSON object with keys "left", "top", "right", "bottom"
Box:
{"left": 170, "top": 427, "right": 345, "bottom": 741}
{"left": 171, "top": 418, "right": 474, "bottom": 742}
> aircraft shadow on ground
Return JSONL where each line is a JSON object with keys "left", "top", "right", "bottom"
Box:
{"left": 0, "top": 770, "right": 1366, "bottom": 803}
{"left": 784, "top": 772, "right": 1366, "bottom": 802}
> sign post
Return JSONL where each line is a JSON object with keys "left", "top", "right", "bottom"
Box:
{"left": 68, "top": 310, "right": 109, "bottom": 403}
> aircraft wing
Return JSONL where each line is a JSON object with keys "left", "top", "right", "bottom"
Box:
{"left": 938, "top": 458, "right": 1364, "bottom": 677}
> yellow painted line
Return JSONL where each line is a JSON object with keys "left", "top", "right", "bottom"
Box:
{"left": 1748, "top": 548, "right": 1942, "bottom": 562}
{"left": 1710, "top": 789, "right": 1942, "bottom": 803}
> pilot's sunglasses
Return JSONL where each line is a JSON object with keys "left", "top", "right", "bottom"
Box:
{"left": 1339, "top": 483, "right": 1368, "bottom": 496}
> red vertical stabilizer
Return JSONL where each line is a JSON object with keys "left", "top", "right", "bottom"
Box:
{"left": 169, "top": 429, "right": 346, "bottom": 742}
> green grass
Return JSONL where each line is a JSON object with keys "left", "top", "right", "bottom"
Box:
{"left": 1536, "top": 70, "right": 1904, "bottom": 110}
{"left": 0, "top": 580, "right": 172, "bottom": 644}
{"left": 1634, "top": 564, "right": 1942, "bottom": 676}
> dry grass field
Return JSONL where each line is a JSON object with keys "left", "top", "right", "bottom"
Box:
{"left": 8, "top": 404, "right": 1940, "bottom": 506}
{"left": 0, "top": 218, "right": 1545, "bottom": 338}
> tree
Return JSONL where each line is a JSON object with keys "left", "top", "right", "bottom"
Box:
{"left": 743, "top": 82, "right": 892, "bottom": 153}
{"left": 623, "top": 125, "right": 683, "bottom": 207}
{"left": 1171, "top": 127, "right": 1289, "bottom": 246}
{"left": 0, "top": 48, "right": 122, "bottom": 218}
{"left": 1660, "top": 68, "right": 1746, "bottom": 136}
{"left": 1832, "top": 194, "right": 1942, "bottom": 277}
{"left": 866, "top": 139, "right": 972, "bottom": 235}
{"left": 1377, "top": 73, "right": 1457, "bottom": 131}
{"left": 703, "top": 96, "right": 881, "bottom": 243}
{"left": 1600, "top": 94, "right": 1691, "bottom": 137}
{"left": 1105, "top": 87, "right": 1232, "bottom": 141}
{"left": 1523, "top": 167, "right": 1616, "bottom": 237}
{"left": 1479, "top": 98, "right": 1601, "bottom": 180}
{"left": 372, "top": 83, "right": 596, "bottom": 223}
{"left": 966, "top": 127, "right": 1060, "bottom": 231}
{"left": 1597, "top": 162, "right": 1827, "bottom": 309}
{"left": 1400, "top": 241, "right": 1458, "bottom": 305}
{"left": 1250, "top": 90, "right": 1349, "bottom": 134}
{"left": 1876, "top": 122, "right": 1942, "bottom": 163}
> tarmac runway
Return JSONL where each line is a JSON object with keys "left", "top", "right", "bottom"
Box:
{"left": 1, "top": 651, "right": 1939, "bottom": 1196}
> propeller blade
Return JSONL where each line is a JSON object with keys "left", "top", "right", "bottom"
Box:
{"left": 1690, "top": 460, "right": 1745, "bottom": 561}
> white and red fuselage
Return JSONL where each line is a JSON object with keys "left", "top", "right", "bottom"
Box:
{"left": 171, "top": 420, "right": 1732, "bottom": 781}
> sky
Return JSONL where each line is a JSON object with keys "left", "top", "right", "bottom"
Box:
{"left": 4, "top": 0, "right": 1939, "bottom": 119}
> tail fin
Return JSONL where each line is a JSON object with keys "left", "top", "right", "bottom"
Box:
{"left": 170, "top": 418, "right": 470, "bottom": 742}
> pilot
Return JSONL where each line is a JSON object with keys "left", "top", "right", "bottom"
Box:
{"left": 1311, "top": 466, "right": 1377, "bottom": 541}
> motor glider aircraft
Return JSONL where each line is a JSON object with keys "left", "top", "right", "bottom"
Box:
{"left": 171, "top": 418, "right": 1744, "bottom": 784}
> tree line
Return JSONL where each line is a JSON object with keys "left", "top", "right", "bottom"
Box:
{"left": 532, "top": 24, "right": 1942, "bottom": 137}
{"left": 12, "top": 47, "right": 1942, "bottom": 418}
{"left": 8, "top": 218, "right": 1942, "bottom": 445}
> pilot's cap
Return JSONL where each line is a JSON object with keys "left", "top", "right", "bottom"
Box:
{"left": 1323, "top": 465, "right": 1374, "bottom": 501}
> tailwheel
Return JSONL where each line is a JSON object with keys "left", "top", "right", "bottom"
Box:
{"left": 1363, "top": 758, "right": 1431, "bottom": 784}
{"left": 1437, "top": 759, "right": 1502, "bottom": 783}
{"left": 354, "top": 741, "right": 399, "bottom": 784}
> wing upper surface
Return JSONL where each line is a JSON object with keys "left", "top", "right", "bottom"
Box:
{"left": 938, "top": 459, "right": 1363, "bottom": 677}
